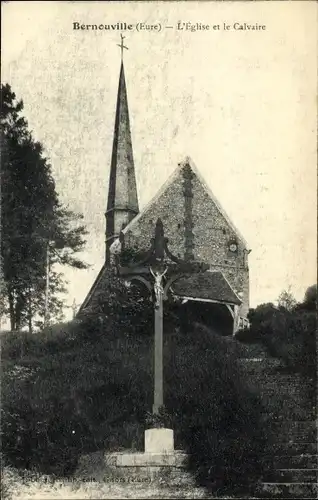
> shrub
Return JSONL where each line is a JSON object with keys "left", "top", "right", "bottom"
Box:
{"left": 241, "top": 296, "right": 316, "bottom": 379}
{"left": 1, "top": 397, "right": 91, "bottom": 476}
{"left": 2, "top": 313, "right": 267, "bottom": 494}
{"left": 164, "top": 322, "right": 267, "bottom": 495}
{"left": 1, "top": 317, "right": 152, "bottom": 476}
{"left": 235, "top": 326, "right": 259, "bottom": 343}
{"left": 0, "top": 318, "right": 111, "bottom": 361}
{"left": 263, "top": 310, "right": 316, "bottom": 377}
{"left": 247, "top": 303, "right": 277, "bottom": 338}
{"left": 79, "top": 267, "right": 153, "bottom": 337}
{"left": 302, "top": 284, "right": 317, "bottom": 312}
{"left": 0, "top": 329, "right": 42, "bottom": 360}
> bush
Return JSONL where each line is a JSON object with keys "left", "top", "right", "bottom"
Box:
{"left": 2, "top": 313, "right": 267, "bottom": 494}
{"left": 1, "top": 397, "right": 91, "bottom": 476}
{"left": 235, "top": 326, "right": 259, "bottom": 343}
{"left": 1, "top": 317, "right": 152, "bottom": 476}
{"left": 302, "top": 284, "right": 317, "bottom": 312}
{"left": 79, "top": 267, "right": 153, "bottom": 337}
{"left": 0, "top": 318, "right": 111, "bottom": 361}
{"left": 241, "top": 295, "right": 317, "bottom": 380}
{"left": 164, "top": 322, "right": 267, "bottom": 495}
{"left": 263, "top": 310, "right": 316, "bottom": 377}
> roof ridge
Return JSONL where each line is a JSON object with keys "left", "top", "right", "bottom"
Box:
{"left": 118, "top": 159, "right": 185, "bottom": 236}
{"left": 110, "top": 155, "right": 248, "bottom": 250}
{"left": 78, "top": 263, "right": 106, "bottom": 314}
{"left": 184, "top": 156, "right": 248, "bottom": 247}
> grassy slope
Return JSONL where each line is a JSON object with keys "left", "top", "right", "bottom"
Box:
{"left": 1, "top": 320, "right": 269, "bottom": 498}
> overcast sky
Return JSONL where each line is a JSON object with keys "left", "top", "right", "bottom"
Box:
{"left": 2, "top": 1, "right": 317, "bottom": 319}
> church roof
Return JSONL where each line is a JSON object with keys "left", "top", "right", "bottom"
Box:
{"left": 106, "top": 61, "right": 139, "bottom": 215}
{"left": 78, "top": 264, "right": 106, "bottom": 314}
{"left": 172, "top": 271, "right": 242, "bottom": 305}
{"left": 118, "top": 156, "right": 248, "bottom": 248}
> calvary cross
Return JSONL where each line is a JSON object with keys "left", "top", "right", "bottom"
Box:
{"left": 117, "top": 34, "right": 128, "bottom": 60}
{"left": 116, "top": 218, "right": 209, "bottom": 415}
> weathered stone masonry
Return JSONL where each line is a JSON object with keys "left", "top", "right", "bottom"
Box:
{"left": 122, "top": 159, "right": 250, "bottom": 319}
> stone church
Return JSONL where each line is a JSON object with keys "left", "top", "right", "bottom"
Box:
{"left": 79, "top": 56, "right": 251, "bottom": 334}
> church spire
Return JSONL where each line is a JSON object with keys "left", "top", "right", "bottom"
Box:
{"left": 105, "top": 38, "right": 139, "bottom": 264}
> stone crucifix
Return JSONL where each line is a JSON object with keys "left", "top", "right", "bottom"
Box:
{"left": 149, "top": 265, "right": 168, "bottom": 413}
{"left": 116, "top": 218, "right": 209, "bottom": 415}
{"left": 150, "top": 266, "right": 168, "bottom": 309}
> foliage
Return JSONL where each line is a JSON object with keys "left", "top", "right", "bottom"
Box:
{"left": 1, "top": 316, "right": 266, "bottom": 496}
{"left": 0, "top": 319, "right": 106, "bottom": 360}
{"left": 277, "top": 286, "right": 297, "bottom": 311}
{"left": 1, "top": 318, "right": 152, "bottom": 475}
{"left": 1, "top": 461, "right": 208, "bottom": 499}
{"left": 144, "top": 406, "right": 172, "bottom": 429}
{"left": 164, "top": 322, "right": 267, "bottom": 495}
{"left": 0, "top": 83, "right": 88, "bottom": 331}
{"left": 298, "top": 284, "right": 317, "bottom": 312}
{"left": 247, "top": 302, "right": 277, "bottom": 339}
{"left": 238, "top": 285, "right": 317, "bottom": 378}
{"left": 81, "top": 266, "right": 154, "bottom": 336}
{"left": 262, "top": 309, "right": 316, "bottom": 377}
{"left": 235, "top": 327, "right": 256, "bottom": 343}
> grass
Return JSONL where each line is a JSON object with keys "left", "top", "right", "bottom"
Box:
{"left": 1, "top": 316, "right": 268, "bottom": 496}
{"left": 1, "top": 463, "right": 219, "bottom": 499}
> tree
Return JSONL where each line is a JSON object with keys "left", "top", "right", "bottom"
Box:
{"left": 239, "top": 290, "right": 316, "bottom": 378}
{"left": 247, "top": 302, "right": 277, "bottom": 337}
{"left": 302, "top": 284, "right": 317, "bottom": 311}
{"left": 31, "top": 267, "right": 67, "bottom": 331}
{"left": 1, "top": 84, "right": 88, "bottom": 331}
{"left": 277, "top": 286, "right": 297, "bottom": 311}
{"left": 0, "top": 256, "right": 7, "bottom": 329}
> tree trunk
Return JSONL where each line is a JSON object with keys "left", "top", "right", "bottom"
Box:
{"left": 15, "top": 294, "right": 24, "bottom": 331}
{"left": 28, "top": 311, "right": 32, "bottom": 334}
{"left": 15, "top": 312, "right": 21, "bottom": 331}
{"left": 8, "top": 289, "right": 16, "bottom": 331}
{"left": 27, "top": 289, "right": 33, "bottom": 334}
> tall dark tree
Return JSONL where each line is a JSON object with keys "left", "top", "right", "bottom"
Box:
{"left": 1, "top": 84, "right": 88, "bottom": 331}
{"left": 302, "top": 284, "right": 317, "bottom": 312}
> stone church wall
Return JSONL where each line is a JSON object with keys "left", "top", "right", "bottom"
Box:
{"left": 123, "top": 164, "right": 249, "bottom": 318}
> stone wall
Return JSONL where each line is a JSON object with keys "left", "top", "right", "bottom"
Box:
{"left": 122, "top": 162, "right": 250, "bottom": 318}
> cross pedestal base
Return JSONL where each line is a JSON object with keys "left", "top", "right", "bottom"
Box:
{"left": 114, "top": 428, "right": 184, "bottom": 469}
{"left": 144, "top": 428, "right": 174, "bottom": 453}
{"left": 75, "top": 429, "right": 191, "bottom": 485}
{"left": 109, "top": 428, "right": 189, "bottom": 480}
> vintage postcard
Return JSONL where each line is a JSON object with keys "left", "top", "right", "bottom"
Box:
{"left": 1, "top": 1, "right": 317, "bottom": 499}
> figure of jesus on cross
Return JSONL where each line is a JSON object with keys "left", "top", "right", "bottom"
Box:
{"left": 150, "top": 267, "right": 168, "bottom": 309}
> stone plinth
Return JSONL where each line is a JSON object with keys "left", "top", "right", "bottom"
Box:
{"left": 144, "top": 428, "right": 174, "bottom": 453}
{"left": 114, "top": 451, "right": 188, "bottom": 468}
{"left": 76, "top": 429, "right": 189, "bottom": 484}
{"left": 107, "top": 450, "right": 189, "bottom": 481}
{"left": 108, "top": 429, "right": 188, "bottom": 480}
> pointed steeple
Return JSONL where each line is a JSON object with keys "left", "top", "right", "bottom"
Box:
{"left": 105, "top": 55, "right": 139, "bottom": 264}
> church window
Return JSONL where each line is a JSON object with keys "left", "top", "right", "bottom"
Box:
{"left": 228, "top": 239, "right": 238, "bottom": 253}
{"left": 177, "top": 223, "right": 181, "bottom": 229}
